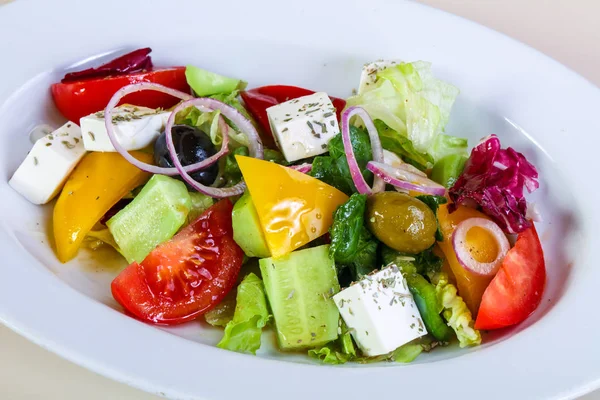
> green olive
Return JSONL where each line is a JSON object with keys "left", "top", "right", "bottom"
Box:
{"left": 366, "top": 192, "right": 437, "bottom": 254}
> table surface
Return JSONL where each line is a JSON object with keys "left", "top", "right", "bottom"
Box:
{"left": 1, "top": 0, "right": 599, "bottom": 399}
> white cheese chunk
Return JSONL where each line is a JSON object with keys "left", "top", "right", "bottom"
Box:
{"left": 9, "top": 121, "right": 86, "bottom": 204}
{"left": 358, "top": 60, "right": 401, "bottom": 94}
{"left": 266, "top": 92, "right": 340, "bottom": 163}
{"left": 333, "top": 265, "right": 427, "bottom": 356}
{"left": 80, "top": 105, "right": 170, "bottom": 152}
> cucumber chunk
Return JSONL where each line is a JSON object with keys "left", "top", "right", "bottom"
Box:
{"left": 259, "top": 245, "right": 340, "bottom": 350}
{"left": 107, "top": 175, "right": 191, "bottom": 263}
{"left": 232, "top": 192, "right": 270, "bottom": 258}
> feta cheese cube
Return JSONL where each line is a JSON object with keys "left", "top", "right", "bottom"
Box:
{"left": 9, "top": 122, "right": 86, "bottom": 204}
{"left": 266, "top": 92, "right": 340, "bottom": 163}
{"left": 80, "top": 105, "right": 170, "bottom": 152}
{"left": 333, "top": 265, "right": 427, "bottom": 356}
{"left": 358, "top": 60, "right": 400, "bottom": 94}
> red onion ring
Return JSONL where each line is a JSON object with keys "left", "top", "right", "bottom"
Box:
{"left": 164, "top": 97, "right": 264, "bottom": 197}
{"left": 452, "top": 217, "right": 510, "bottom": 276}
{"left": 340, "top": 106, "right": 385, "bottom": 195}
{"left": 366, "top": 161, "right": 446, "bottom": 196}
{"left": 289, "top": 163, "right": 312, "bottom": 174}
{"left": 104, "top": 83, "right": 202, "bottom": 175}
{"left": 104, "top": 83, "right": 263, "bottom": 174}
{"left": 104, "top": 82, "right": 264, "bottom": 198}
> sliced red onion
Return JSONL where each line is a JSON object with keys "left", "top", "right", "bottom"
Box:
{"left": 104, "top": 82, "right": 264, "bottom": 197}
{"left": 105, "top": 82, "right": 194, "bottom": 175}
{"left": 340, "top": 106, "right": 385, "bottom": 195}
{"left": 290, "top": 163, "right": 312, "bottom": 174}
{"left": 452, "top": 217, "right": 510, "bottom": 276}
{"left": 366, "top": 161, "right": 446, "bottom": 196}
{"left": 383, "top": 149, "right": 427, "bottom": 177}
{"left": 164, "top": 97, "right": 264, "bottom": 197}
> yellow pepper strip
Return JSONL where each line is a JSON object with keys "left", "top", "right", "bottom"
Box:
{"left": 236, "top": 155, "right": 348, "bottom": 258}
{"left": 437, "top": 204, "right": 495, "bottom": 316}
{"left": 53, "top": 152, "right": 152, "bottom": 263}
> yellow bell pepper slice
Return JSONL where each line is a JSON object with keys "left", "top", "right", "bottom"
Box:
{"left": 236, "top": 156, "right": 348, "bottom": 258}
{"left": 53, "top": 151, "right": 152, "bottom": 263}
{"left": 437, "top": 203, "right": 495, "bottom": 316}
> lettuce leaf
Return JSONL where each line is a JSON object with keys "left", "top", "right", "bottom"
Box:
{"left": 429, "top": 134, "right": 468, "bottom": 161}
{"left": 185, "top": 65, "right": 246, "bottom": 97}
{"left": 204, "top": 289, "right": 236, "bottom": 327}
{"left": 347, "top": 61, "right": 462, "bottom": 165}
{"left": 449, "top": 134, "right": 539, "bottom": 234}
{"left": 217, "top": 273, "right": 270, "bottom": 354}
{"left": 375, "top": 120, "right": 433, "bottom": 171}
{"left": 187, "top": 192, "right": 214, "bottom": 223}
{"left": 391, "top": 342, "right": 423, "bottom": 363}
{"left": 309, "top": 321, "right": 356, "bottom": 365}
{"left": 175, "top": 90, "right": 253, "bottom": 150}
{"left": 434, "top": 273, "right": 481, "bottom": 348}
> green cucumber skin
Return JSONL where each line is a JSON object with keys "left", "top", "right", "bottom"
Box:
{"left": 259, "top": 245, "right": 340, "bottom": 350}
{"left": 232, "top": 192, "right": 270, "bottom": 258}
{"left": 107, "top": 175, "right": 191, "bottom": 263}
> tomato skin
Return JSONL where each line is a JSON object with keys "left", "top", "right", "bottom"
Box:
{"left": 111, "top": 199, "right": 244, "bottom": 325}
{"left": 240, "top": 85, "right": 347, "bottom": 148}
{"left": 51, "top": 67, "right": 190, "bottom": 123}
{"left": 475, "top": 225, "right": 546, "bottom": 330}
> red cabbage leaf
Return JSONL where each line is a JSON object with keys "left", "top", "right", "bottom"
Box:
{"left": 61, "top": 48, "right": 153, "bottom": 83}
{"left": 449, "top": 134, "right": 539, "bottom": 234}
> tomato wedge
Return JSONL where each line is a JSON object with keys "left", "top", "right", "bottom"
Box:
{"left": 240, "top": 85, "right": 346, "bottom": 148}
{"left": 475, "top": 225, "right": 546, "bottom": 330}
{"left": 51, "top": 67, "right": 190, "bottom": 123}
{"left": 111, "top": 199, "right": 244, "bottom": 325}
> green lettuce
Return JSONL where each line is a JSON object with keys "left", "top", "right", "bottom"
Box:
{"left": 204, "top": 290, "right": 236, "bottom": 327}
{"left": 434, "top": 273, "right": 481, "bottom": 348}
{"left": 347, "top": 61, "right": 463, "bottom": 165}
{"left": 429, "top": 134, "right": 468, "bottom": 161}
{"left": 309, "top": 321, "right": 356, "bottom": 365}
{"left": 187, "top": 192, "right": 214, "bottom": 223}
{"left": 217, "top": 273, "right": 270, "bottom": 354}
{"left": 391, "top": 342, "right": 423, "bottom": 363}
{"left": 375, "top": 120, "right": 433, "bottom": 171}
{"left": 185, "top": 65, "right": 246, "bottom": 97}
{"left": 175, "top": 90, "right": 254, "bottom": 150}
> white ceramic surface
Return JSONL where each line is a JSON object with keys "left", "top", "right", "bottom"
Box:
{"left": 0, "top": 0, "right": 599, "bottom": 399}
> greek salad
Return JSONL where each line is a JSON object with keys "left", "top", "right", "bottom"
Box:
{"left": 9, "top": 48, "right": 546, "bottom": 363}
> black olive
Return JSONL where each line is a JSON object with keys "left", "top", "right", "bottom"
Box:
{"left": 154, "top": 125, "right": 219, "bottom": 187}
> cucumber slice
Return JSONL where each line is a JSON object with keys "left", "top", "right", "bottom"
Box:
{"left": 259, "top": 245, "right": 340, "bottom": 350}
{"left": 107, "top": 175, "right": 191, "bottom": 263}
{"left": 232, "top": 192, "right": 270, "bottom": 258}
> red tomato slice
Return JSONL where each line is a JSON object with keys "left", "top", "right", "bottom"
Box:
{"left": 51, "top": 67, "right": 190, "bottom": 123}
{"left": 475, "top": 225, "right": 546, "bottom": 330}
{"left": 240, "top": 85, "right": 347, "bottom": 148}
{"left": 111, "top": 199, "right": 244, "bottom": 325}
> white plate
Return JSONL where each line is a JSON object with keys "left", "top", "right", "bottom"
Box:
{"left": 0, "top": 0, "right": 599, "bottom": 399}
